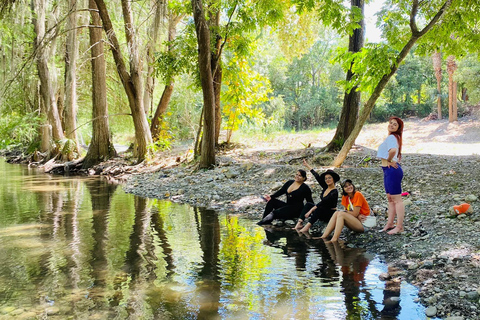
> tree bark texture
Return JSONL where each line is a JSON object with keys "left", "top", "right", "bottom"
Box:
{"left": 332, "top": 0, "right": 453, "bottom": 167}
{"left": 83, "top": 0, "right": 116, "bottom": 168}
{"left": 150, "top": 14, "right": 182, "bottom": 140}
{"left": 209, "top": 10, "right": 222, "bottom": 146}
{"left": 192, "top": 0, "right": 216, "bottom": 168}
{"left": 447, "top": 55, "right": 457, "bottom": 122}
{"left": 432, "top": 51, "right": 442, "bottom": 119}
{"left": 143, "top": 0, "right": 165, "bottom": 115}
{"left": 325, "top": 0, "right": 364, "bottom": 151}
{"left": 94, "top": 0, "right": 153, "bottom": 162}
{"left": 33, "top": 0, "right": 64, "bottom": 148}
{"left": 64, "top": 0, "right": 80, "bottom": 155}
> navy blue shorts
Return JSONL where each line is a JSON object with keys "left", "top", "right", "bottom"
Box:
{"left": 382, "top": 165, "right": 403, "bottom": 195}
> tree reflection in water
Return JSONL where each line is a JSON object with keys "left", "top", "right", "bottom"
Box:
{"left": 0, "top": 159, "right": 423, "bottom": 319}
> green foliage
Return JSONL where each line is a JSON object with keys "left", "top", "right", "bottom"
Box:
{"left": 222, "top": 54, "right": 272, "bottom": 142}
{"left": 0, "top": 113, "right": 40, "bottom": 150}
{"left": 456, "top": 55, "right": 480, "bottom": 105}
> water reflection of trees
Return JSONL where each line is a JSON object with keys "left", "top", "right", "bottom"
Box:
{"left": 0, "top": 160, "right": 410, "bottom": 319}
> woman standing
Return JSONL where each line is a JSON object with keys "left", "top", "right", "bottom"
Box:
{"left": 320, "top": 179, "right": 370, "bottom": 242}
{"left": 293, "top": 160, "right": 339, "bottom": 233}
{"left": 377, "top": 116, "right": 405, "bottom": 235}
{"left": 257, "top": 169, "right": 313, "bottom": 225}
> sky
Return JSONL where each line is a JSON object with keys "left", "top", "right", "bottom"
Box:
{"left": 364, "top": 0, "right": 383, "bottom": 43}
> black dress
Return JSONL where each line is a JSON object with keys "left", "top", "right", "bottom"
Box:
{"left": 298, "top": 169, "right": 338, "bottom": 224}
{"left": 262, "top": 180, "right": 313, "bottom": 220}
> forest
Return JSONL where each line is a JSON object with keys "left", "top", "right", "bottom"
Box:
{"left": 0, "top": 0, "right": 479, "bottom": 169}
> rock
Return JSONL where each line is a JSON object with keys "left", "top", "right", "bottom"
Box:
{"left": 425, "top": 306, "right": 437, "bottom": 317}
{"left": 403, "top": 198, "right": 413, "bottom": 206}
{"left": 444, "top": 317, "right": 465, "bottom": 320}
{"left": 466, "top": 291, "right": 479, "bottom": 300}
{"left": 379, "top": 272, "right": 391, "bottom": 281}
{"left": 45, "top": 307, "right": 60, "bottom": 315}
{"left": 225, "top": 169, "right": 240, "bottom": 179}
{"left": 465, "top": 194, "right": 478, "bottom": 202}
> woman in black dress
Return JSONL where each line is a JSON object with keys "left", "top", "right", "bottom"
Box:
{"left": 257, "top": 169, "right": 313, "bottom": 225}
{"left": 293, "top": 160, "right": 339, "bottom": 233}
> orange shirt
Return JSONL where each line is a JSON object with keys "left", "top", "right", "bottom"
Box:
{"left": 341, "top": 191, "right": 370, "bottom": 216}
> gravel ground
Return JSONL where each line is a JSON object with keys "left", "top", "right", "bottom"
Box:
{"left": 122, "top": 117, "right": 480, "bottom": 320}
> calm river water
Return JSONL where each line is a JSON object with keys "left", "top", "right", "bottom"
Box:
{"left": 0, "top": 158, "right": 427, "bottom": 319}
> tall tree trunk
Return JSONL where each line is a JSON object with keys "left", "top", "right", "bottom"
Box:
{"left": 64, "top": 0, "right": 80, "bottom": 156}
{"left": 324, "top": 0, "right": 364, "bottom": 152}
{"left": 32, "top": 0, "right": 64, "bottom": 153}
{"left": 83, "top": 0, "right": 116, "bottom": 168}
{"left": 192, "top": 0, "right": 216, "bottom": 168}
{"left": 210, "top": 10, "right": 222, "bottom": 147}
{"left": 432, "top": 51, "right": 442, "bottom": 119}
{"left": 332, "top": 0, "right": 453, "bottom": 167}
{"left": 143, "top": 0, "right": 164, "bottom": 115}
{"left": 94, "top": 0, "right": 153, "bottom": 162}
{"left": 150, "top": 14, "right": 182, "bottom": 140}
{"left": 447, "top": 55, "right": 457, "bottom": 122}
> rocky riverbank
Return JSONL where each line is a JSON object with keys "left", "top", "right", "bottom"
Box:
{"left": 122, "top": 118, "right": 480, "bottom": 320}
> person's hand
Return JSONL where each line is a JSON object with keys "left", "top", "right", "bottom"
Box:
{"left": 387, "top": 161, "right": 399, "bottom": 169}
{"left": 264, "top": 195, "right": 271, "bottom": 202}
{"left": 358, "top": 214, "right": 367, "bottom": 222}
{"left": 303, "top": 159, "right": 312, "bottom": 171}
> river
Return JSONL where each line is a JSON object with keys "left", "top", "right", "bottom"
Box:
{"left": 0, "top": 158, "right": 427, "bottom": 319}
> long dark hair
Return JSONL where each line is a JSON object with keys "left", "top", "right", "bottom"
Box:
{"left": 389, "top": 116, "right": 404, "bottom": 161}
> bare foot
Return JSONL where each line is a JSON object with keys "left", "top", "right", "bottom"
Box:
{"left": 381, "top": 224, "right": 395, "bottom": 232}
{"left": 320, "top": 235, "right": 328, "bottom": 239}
{"left": 331, "top": 237, "right": 339, "bottom": 242}
{"left": 299, "top": 226, "right": 310, "bottom": 233}
{"left": 387, "top": 227, "right": 404, "bottom": 235}
{"left": 292, "top": 225, "right": 303, "bottom": 230}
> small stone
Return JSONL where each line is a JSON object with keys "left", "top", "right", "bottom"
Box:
{"left": 444, "top": 317, "right": 465, "bottom": 320}
{"left": 466, "top": 291, "right": 479, "bottom": 300}
{"left": 423, "top": 260, "right": 434, "bottom": 268}
{"left": 379, "top": 272, "right": 391, "bottom": 281}
{"left": 465, "top": 194, "right": 478, "bottom": 202}
{"left": 45, "top": 307, "right": 60, "bottom": 315}
{"left": 425, "top": 306, "right": 437, "bottom": 317}
{"left": 403, "top": 199, "right": 413, "bottom": 206}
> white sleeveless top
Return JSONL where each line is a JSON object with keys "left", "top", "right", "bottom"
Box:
{"left": 376, "top": 135, "right": 399, "bottom": 162}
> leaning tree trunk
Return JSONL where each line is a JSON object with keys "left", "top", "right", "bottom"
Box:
{"left": 32, "top": 0, "right": 64, "bottom": 155}
{"left": 447, "top": 55, "right": 457, "bottom": 122}
{"left": 64, "top": 0, "right": 80, "bottom": 157}
{"left": 332, "top": 0, "right": 453, "bottom": 167}
{"left": 83, "top": 0, "right": 116, "bottom": 168}
{"left": 94, "top": 0, "right": 153, "bottom": 162}
{"left": 324, "top": 0, "right": 364, "bottom": 152}
{"left": 192, "top": 0, "right": 216, "bottom": 168}
{"left": 432, "top": 51, "right": 442, "bottom": 119}
{"left": 150, "top": 14, "right": 182, "bottom": 140}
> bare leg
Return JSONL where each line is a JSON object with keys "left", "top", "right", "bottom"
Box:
{"left": 382, "top": 193, "right": 396, "bottom": 232}
{"left": 331, "top": 211, "right": 364, "bottom": 242}
{"left": 293, "top": 219, "right": 304, "bottom": 230}
{"left": 321, "top": 211, "right": 339, "bottom": 239}
{"left": 387, "top": 194, "right": 405, "bottom": 234}
{"left": 299, "top": 222, "right": 312, "bottom": 233}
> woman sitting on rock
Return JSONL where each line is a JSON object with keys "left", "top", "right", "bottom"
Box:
{"left": 293, "top": 160, "right": 339, "bottom": 233}
{"left": 320, "top": 179, "right": 370, "bottom": 242}
{"left": 257, "top": 169, "right": 313, "bottom": 225}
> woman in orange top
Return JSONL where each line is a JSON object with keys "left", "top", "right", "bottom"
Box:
{"left": 320, "top": 179, "right": 370, "bottom": 242}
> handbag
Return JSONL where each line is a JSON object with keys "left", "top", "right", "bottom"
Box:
{"left": 348, "top": 198, "right": 376, "bottom": 227}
